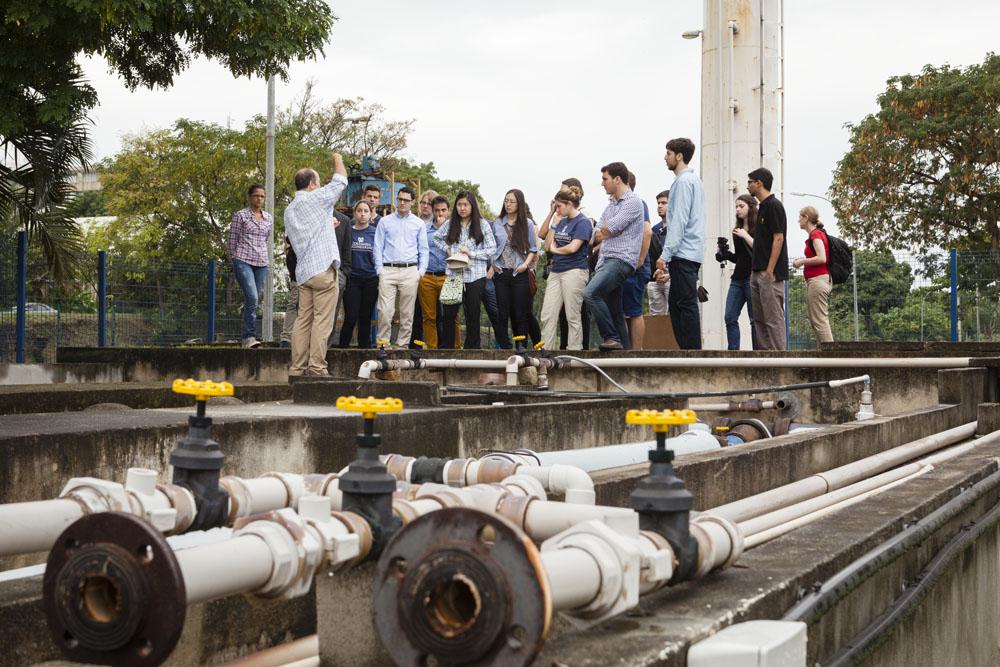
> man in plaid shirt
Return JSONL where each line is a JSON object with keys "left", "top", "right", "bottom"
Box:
{"left": 284, "top": 153, "right": 348, "bottom": 376}
{"left": 227, "top": 184, "right": 273, "bottom": 348}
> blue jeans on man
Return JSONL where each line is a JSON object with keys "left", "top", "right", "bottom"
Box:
{"left": 583, "top": 258, "right": 633, "bottom": 348}
{"left": 232, "top": 259, "right": 269, "bottom": 342}
{"left": 724, "top": 277, "right": 758, "bottom": 350}
{"left": 667, "top": 257, "right": 701, "bottom": 350}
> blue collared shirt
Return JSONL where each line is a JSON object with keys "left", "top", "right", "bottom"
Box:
{"left": 425, "top": 221, "right": 448, "bottom": 273}
{"left": 596, "top": 190, "right": 645, "bottom": 269}
{"left": 492, "top": 218, "right": 539, "bottom": 268}
{"left": 433, "top": 221, "right": 497, "bottom": 283}
{"left": 663, "top": 167, "right": 706, "bottom": 264}
{"left": 373, "top": 211, "right": 429, "bottom": 275}
{"left": 284, "top": 174, "right": 348, "bottom": 285}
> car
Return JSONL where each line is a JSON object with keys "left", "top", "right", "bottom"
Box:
{"left": 3, "top": 302, "right": 58, "bottom": 313}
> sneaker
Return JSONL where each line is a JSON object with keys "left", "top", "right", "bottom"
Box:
{"left": 303, "top": 368, "right": 330, "bottom": 377}
{"left": 598, "top": 339, "right": 623, "bottom": 351}
{"left": 242, "top": 337, "right": 262, "bottom": 349}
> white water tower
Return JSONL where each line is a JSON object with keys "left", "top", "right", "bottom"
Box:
{"left": 694, "top": 0, "right": 784, "bottom": 349}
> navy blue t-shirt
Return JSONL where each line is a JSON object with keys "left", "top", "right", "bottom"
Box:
{"left": 350, "top": 224, "right": 377, "bottom": 278}
{"left": 640, "top": 201, "right": 652, "bottom": 273}
{"left": 550, "top": 213, "right": 593, "bottom": 272}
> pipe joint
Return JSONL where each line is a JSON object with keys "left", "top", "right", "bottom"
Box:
{"left": 60, "top": 477, "right": 129, "bottom": 515}
{"left": 298, "top": 496, "right": 363, "bottom": 570}
{"left": 233, "top": 508, "right": 322, "bottom": 599}
{"left": 690, "top": 515, "right": 744, "bottom": 576}
{"left": 541, "top": 519, "right": 641, "bottom": 625}
{"left": 123, "top": 468, "right": 177, "bottom": 533}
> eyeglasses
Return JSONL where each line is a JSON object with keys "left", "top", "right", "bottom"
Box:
{"left": 397, "top": 197, "right": 413, "bottom": 203}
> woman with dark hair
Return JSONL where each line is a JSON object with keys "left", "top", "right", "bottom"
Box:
{"left": 227, "top": 183, "right": 272, "bottom": 348}
{"left": 338, "top": 201, "right": 379, "bottom": 348}
{"left": 719, "top": 194, "right": 759, "bottom": 350}
{"left": 492, "top": 189, "right": 538, "bottom": 348}
{"left": 433, "top": 192, "right": 497, "bottom": 349}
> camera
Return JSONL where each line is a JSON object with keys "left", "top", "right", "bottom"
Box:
{"left": 715, "top": 237, "right": 730, "bottom": 268}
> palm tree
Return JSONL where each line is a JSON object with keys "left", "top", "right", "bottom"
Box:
{"left": 0, "top": 95, "right": 92, "bottom": 282}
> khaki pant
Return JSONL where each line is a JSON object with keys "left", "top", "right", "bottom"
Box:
{"left": 417, "top": 273, "right": 459, "bottom": 349}
{"left": 377, "top": 266, "right": 419, "bottom": 346}
{"left": 541, "top": 268, "right": 590, "bottom": 350}
{"left": 646, "top": 280, "right": 669, "bottom": 316}
{"left": 806, "top": 274, "right": 834, "bottom": 344}
{"left": 750, "top": 271, "right": 786, "bottom": 351}
{"left": 291, "top": 267, "right": 338, "bottom": 374}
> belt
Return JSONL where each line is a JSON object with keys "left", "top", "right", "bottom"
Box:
{"left": 425, "top": 271, "right": 446, "bottom": 276}
{"left": 385, "top": 262, "right": 417, "bottom": 268}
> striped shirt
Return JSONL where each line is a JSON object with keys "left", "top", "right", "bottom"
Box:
{"left": 433, "top": 221, "right": 497, "bottom": 283}
{"left": 284, "top": 174, "right": 348, "bottom": 285}
{"left": 596, "top": 190, "right": 645, "bottom": 268}
{"left": 227, "top": 208, "right": 273, "bottom": 267}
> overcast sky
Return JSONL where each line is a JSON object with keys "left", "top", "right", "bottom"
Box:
{"left": 81, "top": 0, "right": 999, "bottom": 253}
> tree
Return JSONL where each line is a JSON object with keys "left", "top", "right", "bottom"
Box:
{"left": 831, "top": 53, "right": 1000, "bottom": 254}
{"left": 2, "top": 0, "right": 335, "bottom": 275}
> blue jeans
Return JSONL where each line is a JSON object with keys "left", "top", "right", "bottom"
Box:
{"left": 233, "top": 260, "right": 269, "bottom": 341}
{"left": 583, "top": 258, "right": 633, "bottom": 344}
{"left": 483, "top": 277, "right": 503, "bottom": 348}
{"left": 724, "top": 277, "right": 758, "bottom": 350}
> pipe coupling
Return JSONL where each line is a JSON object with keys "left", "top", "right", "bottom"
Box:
{"left": 234, "top": 508, "right": 322, "bottom": 599}
{"left": 60, "top": 477, "right": 130, "bottom": 515}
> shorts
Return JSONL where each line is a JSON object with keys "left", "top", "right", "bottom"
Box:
{"left": 622, "top": 269, "right": 651, "bottom": 317}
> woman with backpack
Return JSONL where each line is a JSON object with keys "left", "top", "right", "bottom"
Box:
{"left": 792, "top": 206, "right": 833, "bottom": 344}
{"left": 433, "top": 192, "right": 497, "bottom": 349}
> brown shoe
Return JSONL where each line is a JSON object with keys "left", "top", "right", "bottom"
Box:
{"left": 303, "top": 368, "right": 330, "bottom": 377}
{"left": 598, "top": 339, "right": 624, "bottom": 351}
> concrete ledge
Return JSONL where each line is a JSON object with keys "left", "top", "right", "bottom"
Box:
{"left": 0, "top": 362, "right": 124, "bottom": 385}
{"left": 0, "top": 382, "right": 290, "bottom": 415}
{"left": 292, "top": 380, "right": 441, "bottom": 406}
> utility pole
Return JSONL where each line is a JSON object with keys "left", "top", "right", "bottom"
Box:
{"left": 262, "top": 75, "right": 276, "bottom": 341}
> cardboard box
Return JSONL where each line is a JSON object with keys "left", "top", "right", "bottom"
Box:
{"left": 643, "top": 315, "right": 679, "bottom": 350}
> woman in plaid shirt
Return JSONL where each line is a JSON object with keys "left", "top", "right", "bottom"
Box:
{"left": 227, "top": 184, "right": 273, "bottom": 348}
{"left": 433, "top": 192, "right": 496, "bottom": 349}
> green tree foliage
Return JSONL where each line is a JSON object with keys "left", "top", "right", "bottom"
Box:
{"left": 831, "top": 53, "right": 1000, "bottom": 254}
{"left": 2, "top": 0, "right": 335, "bottom": 275}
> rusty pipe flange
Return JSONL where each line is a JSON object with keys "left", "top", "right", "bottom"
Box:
{"left": 374, "top": 508, "right": 550, "bottom": 666}
{"left": 43, "top": 511, "right": 186, "bottom": 666}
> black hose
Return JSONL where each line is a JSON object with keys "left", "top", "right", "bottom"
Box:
{"left": 823, "top": 497, "right": 1000, "bottom": 666}
{"left": 782, "top": 469, "right": 1000, "bottom": 626}
{"left": 445, "top": 378, "right": 852, "bottom": 400}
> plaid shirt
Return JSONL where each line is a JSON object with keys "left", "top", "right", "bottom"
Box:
{"left": 596, "top": 190, "right": 645, "bottom": 269}
{"left": 432, "top": 221, "right": 497, "bottom": 283}
{"left": 284, "top": 174, "right": 348, "bottom": 285}
{"left": 227, "top": 208, "right": 273, "bottom": 267}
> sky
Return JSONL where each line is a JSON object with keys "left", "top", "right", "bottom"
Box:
{"left": 80, "top": 0, "right": 1000, "bottom": 254}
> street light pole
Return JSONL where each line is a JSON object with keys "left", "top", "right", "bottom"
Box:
{"left": 789, "top": 191, "right": 832, "bottom": 204}
{"left": 262, "top": 75, "right": 276, "bottom": 342}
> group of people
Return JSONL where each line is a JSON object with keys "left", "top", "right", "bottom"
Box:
{"left": 225, "top": 141, "right": 834, "bottom": 376}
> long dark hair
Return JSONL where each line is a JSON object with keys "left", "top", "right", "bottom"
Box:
{"left": 446, "top": 191, "right": 484, "bottom": 245}
{"left": 735, "top": 194, "right": 758, "bottom": 232}
{"left": 501, "top": 189, "right": 531, "bottom": 255}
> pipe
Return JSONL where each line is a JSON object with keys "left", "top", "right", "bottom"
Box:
{"left": 691, "top": 400, "right": 776, "bottom": 412}
{"left": 358, "top": 357, "right": 507, "bottom": 380}
{"left": 176, "top": 534, "right": 274, "bottom": 605}
{"left": 707, "top": 422, "right": 978, "bottom": 523}
{"left": 783, "top": 467, "right": 1000, "bottom": 625}
{"left": 552, "top": 358, "right": 964, "bottom": 369}
{"left": 539, "top": 547, "right": 602, "bottom": 610}
{"left": 0, "top": 499, "right": 84, "bottom": 555}
{"left": 219, "top": 635, "right": 319, "bottom": 667}
{"left": 489, "top": 429, "right": 722, "bottom": 473}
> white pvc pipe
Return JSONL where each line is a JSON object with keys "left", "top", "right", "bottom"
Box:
{"left": 556, "top": 358, "right": 970, "bottom": 369}
{"left": 516, "top": 430, "right": 721, "bottom": 472}
{"left": 235, "top": 477, "right": 290, "bottom": 515}
{"left": 358, "top": 358, "right": 509, "bottom": 380}
{"left": 691, "top": 401, "right": 777, "bottom": 411}
{"left": 524, "top": 502, "right": 639, "bottom": 541}
{"left": 0, "top": 499, "right": 84, "bottom": 556}
{"left": 515, "top": 465, "right": 596, "bottom": 505}
{"left": 707, "top": 421, "right": 977, "bottom": 523}
{"left": 175, "top": 535, "right": 274, "bottom": 605}
{"left": 540, "top": 547, "right": 602, "bottom": 610}
{"left": 219, "top": 635, "right": 319, "bottom": 667}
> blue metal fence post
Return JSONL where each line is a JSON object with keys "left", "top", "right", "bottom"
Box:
{"left": 950, "top": 249, "right": 958, "bottom": 343}
{"left": 207, "top": 259, "right": 217, "bottom": 343}
{"left": 15, "top": 231, "right": 26, "bottom": 363}
{"left": 97, "top": 250, "right": 107, "bottom": 347}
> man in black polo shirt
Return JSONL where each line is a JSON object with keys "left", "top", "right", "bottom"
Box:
{"left": 747, "top": 167, "right": 788, "bottom": 350}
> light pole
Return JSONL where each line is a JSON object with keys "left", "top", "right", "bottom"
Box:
{"left": 789, "top": 191, "right": 832, "bottom": 204}
{"left": 262, "top": 75, "right": 276, "bottom": 342}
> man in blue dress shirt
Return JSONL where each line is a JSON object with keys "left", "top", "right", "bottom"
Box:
{"left": 373, "top": 186, "right": 428, "bottom": 347}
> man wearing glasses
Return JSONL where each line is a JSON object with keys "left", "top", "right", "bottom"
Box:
{"left": 373, "top": 186, "right": 429, "bottom": 348}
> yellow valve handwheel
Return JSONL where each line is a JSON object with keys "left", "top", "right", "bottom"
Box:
{"left": 376, "top": 339, "right": 389, "bottom": 347}
{"left": 412, "top": 340, "right": 427, "bottom": 349}
{"left": 171, "top": 379, "right": 234, "bottom": 402}
{"left": 533, "top": 341, "right": 546, "bottom": 350}
{"left": 625, "top": 408, "right": 698, "bottom": 432}
{"left": 513, "top": 335, "right": 526, "bottom": 342}
{"left": 336, "top": 395, "right": 404, "bottom": 419}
